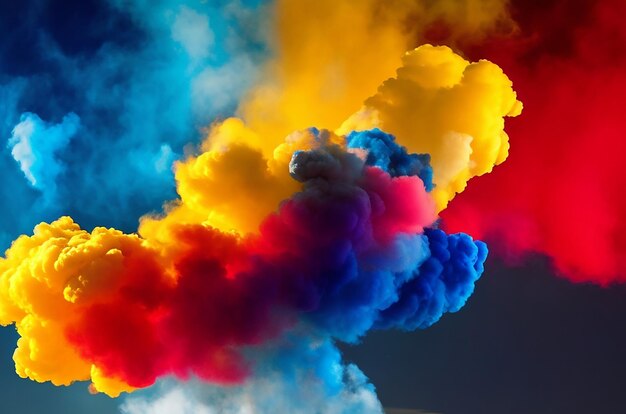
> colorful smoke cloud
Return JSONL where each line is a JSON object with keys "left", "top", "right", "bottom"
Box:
{"left": 0, "top": 40, "right": 519, "bottom": 401}
{"left": 2, "top": 0, "right": 623, "bottom": 412}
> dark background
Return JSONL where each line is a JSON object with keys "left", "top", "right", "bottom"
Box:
{"left": 344, "top": 256, "right": 626, "bottom": 414}
{"left": 2, "top": 255, "right": 625, "bottom": 413}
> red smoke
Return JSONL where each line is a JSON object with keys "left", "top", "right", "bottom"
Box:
{"left": 441, "top": 0, "right": 626, "bottom": 283}
{"left": 66, "top": 226, "right": 268, "bottom": 388}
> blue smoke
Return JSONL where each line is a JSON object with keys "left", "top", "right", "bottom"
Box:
{"left": 375, "top": 228, "right": 488, "bottom": 330}
{"left": 346, "top": 128, "right": 434, "bottom": 191}
{"left": 8, "top": 112, "right": 80, "bottom": 201}
{"left": 121, "top": 334, "right": 383, "bottom": 414}
{"left": 0, "top": 0, "right": 268, "bottom": 247}
{"left": 279, "top": 136, "right": 487, "bottom": 343}
{"left": 289, "top": 130, "right": 484, "bottom": 341}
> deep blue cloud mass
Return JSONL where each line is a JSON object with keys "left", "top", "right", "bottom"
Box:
{"left": 375, "top": 229, "right": 487, "bottom": 331}
{"left": 284, "top": 133, "right": 487, "bottom": 342}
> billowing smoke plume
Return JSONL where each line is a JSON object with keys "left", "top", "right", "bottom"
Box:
{"left": 0, "top": 122, "right": 491, "bottom": 398}
{"left": 9, "top": 0, "right": 604, "bottom": 412}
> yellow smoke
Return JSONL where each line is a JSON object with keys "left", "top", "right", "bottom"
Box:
{"left": 238, "top": 0, "right": 515, "bottom": 151}
{"left": 340, "top": 45, "right": 522, "bottom": 210}
{"left": 138, "top": 120, "right": 343, "bottom": 240}
{"left": 0, "top": 217, "right": 149, "bottom": 396}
